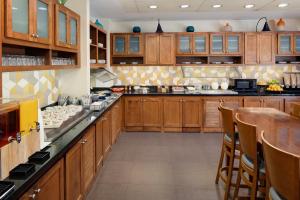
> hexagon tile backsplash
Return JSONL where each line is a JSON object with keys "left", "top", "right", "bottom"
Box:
{"left": 91, "top": 65, "right": 298, "bottom": 87}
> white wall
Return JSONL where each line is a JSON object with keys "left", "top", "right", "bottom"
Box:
{"left": 57, "top": 0, "right": 91, "bottom": 96}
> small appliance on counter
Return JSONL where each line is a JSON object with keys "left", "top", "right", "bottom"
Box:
{"left": 229, "top": 78, "right": 257, "bottom": 92}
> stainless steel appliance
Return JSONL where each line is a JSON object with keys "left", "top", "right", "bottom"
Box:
{"left": 230, "top": 79, "right": 257, "bottom": 92}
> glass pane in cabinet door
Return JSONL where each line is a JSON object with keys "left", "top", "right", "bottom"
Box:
{"left": 279, "top": 35, "right": 292, "bottom": 53}
{"left": 227, "top": 35, "right": 239, "bottom": 53}
{"left": 70, "top": 18, "right": 77, "bottom": 45}
{"left": 12, "top": 0, "right": 29, "bottom": 34}
{"left": 212, "top": 35, "right": 223, "bottom": 52}
{"left": 115, "top": 37, "right": 125, "bottom": 53}
{"left": 179, "top": 36, "right": 191, "bottom": 53}
{"left": 37, "top": 0, "right": 48, "bottom": 38}
{"left": 59, "top": 11, "right": 67, "bottom": 43}
{"left": 295, "top": 36, "right": 300, "bottom": 53}
{"left": 129, "top": 36, "right": 140, "bottom": 53}
{"left": 194, "top": 36, "right": 206, "bottom": 53}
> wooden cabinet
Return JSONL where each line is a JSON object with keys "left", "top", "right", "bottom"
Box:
{"left": 112, "top": 33, "right": 144, "bottom": 56}
{"left": 125, "top": 97, "right": 143, "bottom": 128}
{"left": 182, "top": 97, "right": 202, "bottom": 132}
{"left": 284, "top": 97, "right": 300, "bottom": 114}
{"left": 55, "top": 4, "right": 80, "bottom": 49}
{"left": 210, "top": 33, "right": 243, "bottom": 55}
{"left": 244, "top": 96, "right": 262, "bottom": 107}
{"left": 5, "top": 0, "right": 52, "bottom": 44}
{"left": 142, "top": 97, "right": 162, "bottom": 131}
{"left": 244, "top": 97, "right": 284, "bottom": 111}
{"left": 95, "top": 118, "right": 103, "bottom": 172}
{"left": 163, "top": 97, "right": 182, "bottom": 132}
{"left": 176, "top": 33, "right": 209, "bottom": 55}
{"left": 111, "top": 100, "right": 122, "bottom": 144}
{"left": 244, "top": 33, "right": 259, "bottom": 64}
{"left": 65, "top": 126, "right": 95, "bottom": 200}
{"left": 20, "top": 159, "right": 64, "bottom": 200}
{"left": 277, "top": 32, "right": 300, "bottom": 55}
{"left": 102, "top": 111, "right": 112, "bottom": 159}
{"left": 145, "top": 33, "right": 175, "bottom": 65}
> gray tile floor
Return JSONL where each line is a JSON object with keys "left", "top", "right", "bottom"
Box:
{"left": 87, "top": 132, "right": 227, "bottom": 200}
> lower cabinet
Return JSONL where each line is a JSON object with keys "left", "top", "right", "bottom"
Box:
{"left": 20, "top": 159, "right": 64, "bottom": 200}
{"left": 111, "top": 100, "right": 122, "bottom": 144}
{"left": 243, "top": 96, "right": 284, "bottom": 111}
{"left": 125, "top": 97, "right": 143, "bottom": 130}
{"left": 95, "top": 118, "right": 104, "bottom": 172}
{"left": 66, "top": 125, "right": 95, "bottom": 200}
{"left": 182, "top": 97, "right": 202, "bottom": 132}
{"left": 103, "top": 111, "right": 112, "bottom": 159}
{"left": 163, "top": 97, "right": 182, "bottom": 132}
{"left": 284, "top": 97, "right": 300, "bottom": 114}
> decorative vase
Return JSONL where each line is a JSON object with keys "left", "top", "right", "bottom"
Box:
{"left": 276, "top": 18, "right": 286, "bottom": 31}
{"left": 156, "top": 19, "right": 163, "bottom": 33}
{"left": 95, "top": 19, "right": 104, "bottom": 29}
{"left": 186, "top": 26, "right": 194, "bottom": 32}
{"left": 133, "top": 26, "right": 141, "bottom": 33}
{"left": 223, "top": 23, "right": 232, "bottom": 32}
{"left": 57, "top": 0, "right": 68, "bottom": 5}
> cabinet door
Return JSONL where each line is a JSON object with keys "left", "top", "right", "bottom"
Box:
{"left": 259, "top": 33, "right": 275, "bottom": 64}
{"left": 113, "top": 34, "right": 127, "bottom": 55}
{"left": 145, "top": 34, "right": 159, "bottom": 64}
{"left": 278, "top": 33, "right": 293, "bottom": 55}
{"left": 163, "top": 97, "right": 182, "bottom": 128}
{"left": 226, "top": 33, "right": 242, "bottom": 55}
{"left": 33, "top": 0, "right": 52, "bottom": 44}
{"left": 5, "top": 0, "right": 33, "bottom": 41}
{"left": 103, "top": 111, "right": 111, "bottom": 159}
{"left": 193, "top": 33, "right": 209, "bottom": 55}
{"left": 111, "top": 103, "right": 120, "bottom": 143}
{"left": 210, "top": 33, "right": 225, "bottom": 54}
{"left": 95, "top": 118, "right": 103, "bottom": 171}
{"left": 128, "top": 34, "right": 143, "bottom": 55}
{"left": 36, "top": 159, "right": 64, "bottom": 200}
{"left": 245, "top": 33, "right": 259, "bottom": 64}
{"left": 159, "top": 34, "right": 175, "bottom": 65}
{"left": 263, "top": 98, "right": 284, "bottom": 111}
{"left": 125, "top": 97, "right": 143, "bottom": 127}
{"left": 66, "top": 141, "right": 83, "bottom": 200}
{"left": 244, "top": 97, "right": 262, "bottom": 107}
{"left": 82, "top": 126, "right": 95, "bottom": 193}
{"left": 293, "top": 33, "right": 300, "bottom": 55}
{"left": 284, "top": 97, "right": 300, "bottom": 114}
{"left": 202, "top": 98, "right": 222, "bottom": 132}
{"left": 177, "top": 34, "right": 193, "bottom": 54}
{"left": 142, "top": 97, "right": 162, "bottom": 128}
{"left": 55, "top": 5, "right": 69, "bottom": 48}
{"left": 68, "top": 12, "right": 80, "bottom": 49}
{"left": 182, "top": 97, "right": 201, "bottom": 128}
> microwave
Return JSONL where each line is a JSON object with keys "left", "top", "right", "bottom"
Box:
{"left": 230, "top": 79, "right": 257, "bottom": 92}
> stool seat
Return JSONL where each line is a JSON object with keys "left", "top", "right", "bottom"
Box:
{"left": 269, "top": 187, "right": 284, "bottom": 200}
{"left": 224, "top": 132, "right": 239, "bottom": 144}
{"left": 241, "top": 154, "right": 265, "bottom": 174}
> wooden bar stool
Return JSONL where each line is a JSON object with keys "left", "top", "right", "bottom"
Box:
{"left": 290, "top": 103, "right": 300, "bottom": 118}
{"left": 234, "top": 113, "right": 266, "bottom": 200}
{"left": 215, "top": 104, "right": 240, "bottom": 200}
{"left": 262, "top": 133, "right": 300, "bottom": 200}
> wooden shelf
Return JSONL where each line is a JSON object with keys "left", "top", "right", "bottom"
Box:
{"left": 90, "top": 44, "right": 97, "bottom": 47}
{"left": 91, "top": 63, "right": 106, "bottom": 69}
{"left": 90, "top": 22, "right": 107, "bottom": 68}
{"left": 1, "top": 65, "right": 78, "bottom": 72}
{"left": 98, "top": 47, "right": 107, "bottom": 50}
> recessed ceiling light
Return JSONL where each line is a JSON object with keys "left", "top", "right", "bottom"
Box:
{"left": 212, "top": 4, "right": 222, "bottom": 8}
{"left": 244, "top": 4, "right": 254, "bottom": 9}
{"left": 149, "top": 5, "right": 158, "bottom": 9}
{"left": 180, "top": 4, "right": 190, "bottom": 8}
{"left": 278, "top": 3, "right": 288, "bottom": 8}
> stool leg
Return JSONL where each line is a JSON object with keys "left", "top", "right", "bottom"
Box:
{"left": 250, "top": 176, "right": 258, "bottom": 200}
{"left": 233, "top": 164, "right": 242, "bottom": 199}
{"left": 224, "top": 147, "right": 235, "bottom": 200}
{"left": 215, "top": 143, "right": 225, "bottom": 184}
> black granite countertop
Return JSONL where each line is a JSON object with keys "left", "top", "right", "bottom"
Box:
{"left": 4, "top": 95, "right": 122, "bottom": 200}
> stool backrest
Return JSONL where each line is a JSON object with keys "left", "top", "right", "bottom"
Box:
{"left": 218, "top": 104, "right": 235, "bottom": 140}
{"left": 262, "top": 133, "right": 300, "bottom": 200}
{"left": 235, "top": 113, "right": 258, "bottom": 166}
{"left": 291, "top": 103, "right": 300, "bottom": 118}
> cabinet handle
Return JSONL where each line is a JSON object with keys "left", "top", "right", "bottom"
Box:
{"left": 31, "top": 33, "right": 36, "bottom": 38}
{"left": 81, "top": 141, "right": 86, "bottom": 144}
{"left": 29, "top": 194, "right": 36, "bottom": 199}
{"left": 35, "top": 34, "right": 39, "bottom": 38}
{"left": 84, "top": 139, "right": 88, "bottom": 143}
{"left": 34, "top": 188, "right": 41, "bottom": 194}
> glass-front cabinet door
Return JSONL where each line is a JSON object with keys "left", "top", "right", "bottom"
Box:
{"left": 34, "top": 0, "right": 51, "bottom": 44}
{"left": 68, "top": 12, "right": 80, "bottom": 49}
{"left": 177, "top": 34, "right": 192, "bottom": 54}
{"left": 278, "top": 33, "right": 293, "bottom": 55}
{"left": 128, "top": 34, "right": 143, "bottom": 55}
{"left": 5, "top": 0, "right": 32, "bottom": 41}
{"left": 210, "top": 33, "right": 225, "bottom": 54}
{"left": 293, "top": 33, "right": 300, "bottom": 55}
{"left": 226, "top": 33, "right": 242, "bottom": 54}
{"left": 193, "top": 33, "right": 209, "bottom": 55}
{"left": 55, "top": 5, "right": 68, "bottom": 48}
{"left": 113, "top": 35, "right": 127, "bottom": 55}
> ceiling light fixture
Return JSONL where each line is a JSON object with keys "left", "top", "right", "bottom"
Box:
{"left": 278, "top": 3, "right": 288, "bottom": 8}
{"left": 245, "top": 4, "right": 254, "bottom": 9}
{"left": 212, "top": 4, "right": 222, "bottom": 8}
{"left": 149, "top": 5, "right": 158, "bottom": 9}
{"left": 180, "top": 4, "right": 190, "bottom": 8}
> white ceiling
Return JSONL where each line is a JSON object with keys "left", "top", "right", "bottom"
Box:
{"left": 90, "top": 0, "right": 300, "bottom": 21}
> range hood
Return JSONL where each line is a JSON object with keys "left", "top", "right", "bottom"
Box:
{"left": 91, "top": 68, "right": 118, "bottom": 83}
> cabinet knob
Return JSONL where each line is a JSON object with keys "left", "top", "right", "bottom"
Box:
{"left": 84, "top": 139, "right": 88, "bottom": 143}
{"left": 34, "top": 188, "right": 41, "bottom": 194}
{"left": 29, "top": 194, "right": 36, "bottom": 199}
{"left": 81, "top": 141, "right": 86, "bottom": 144}
{"left": 36, "top": 34, "right": 39, "bottom": 38}
{"left": 31, "top": 33, "right": 36, "bottom": 38}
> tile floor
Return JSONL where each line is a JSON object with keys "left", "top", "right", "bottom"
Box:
{"left": 87, "top": 132, "right": 228, "bottom": 200}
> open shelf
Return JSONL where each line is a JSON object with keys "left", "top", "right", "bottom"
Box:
{"left": 275, "top": 56, "right": 300, "bottom": 65}
{"left": 90, "top": 22, "right": 107, "bottom": 69}
{"left": 111, "top": 56, "right": 144, "bottom": 65}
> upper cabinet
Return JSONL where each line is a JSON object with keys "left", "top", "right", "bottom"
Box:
{"left": 210, "top": 33, "right": 243, "bottom": 55}
{"left": 112, "top": 33, "right": 143, "bottom": 56}
{"left": 277, "top": 32, "right": 300, "bottom": 55}
{"left": 176, "top": 33, "right": 209, "bottom": 55}
{"left": 55, "top": 4, "right": 80, "bottom": 50}
{"left": 5, "top": 0, "right": 52, "bottom": 44}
